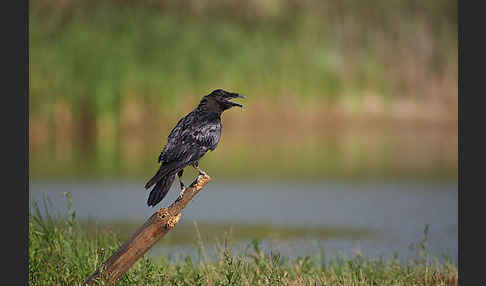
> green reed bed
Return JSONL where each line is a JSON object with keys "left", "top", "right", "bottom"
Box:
{"left": 30, "top": 0, "right": 456, "bottom": 117}
{"left": 29, "top": 194, "right": 457, "bottom": 285}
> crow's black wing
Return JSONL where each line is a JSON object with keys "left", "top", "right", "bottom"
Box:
{"left": 158, "top": 110, "right": 196, "bottom": 163}
{"left": 165, "top": 120, "right": 221, "bottom": 164}
{"left": 189, "top": 121, "right": 222, "bottom": 151}
{"left": 158, "top": 112, "right": 221, "bottom": 165}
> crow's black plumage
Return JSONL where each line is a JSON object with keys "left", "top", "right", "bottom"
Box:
{"left": 144, "top": 89, "right": 246, "bottom": 207}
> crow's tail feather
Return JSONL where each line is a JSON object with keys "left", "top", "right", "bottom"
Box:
{"left": 147, "top": 172, "right": 176, "bottom": 207}
{"left": 145, "top": 161, "right": 184, "bottom": 207}
{"left": 144, "top": 161, "right": 180, "bottom": 190}
{"left": 144, "top": 170, "right": 163, "bottom": 190}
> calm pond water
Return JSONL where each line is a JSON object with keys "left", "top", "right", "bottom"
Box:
{"left": 29, "top": 179, "right": 457, "bottom": 264}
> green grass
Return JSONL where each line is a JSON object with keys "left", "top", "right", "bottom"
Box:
{"left": 29, "top": 194, "right": 458, "bottom": 285}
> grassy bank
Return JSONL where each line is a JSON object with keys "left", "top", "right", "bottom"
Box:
{"left": 29, "top": 194, "right": 457, "bottom": 285}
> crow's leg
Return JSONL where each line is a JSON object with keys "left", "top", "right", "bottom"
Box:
{"left": 177, "top": 169, "right": 185, "bottom": 190}
{"left": 192, "top": 161, "right": 207, "bottom": 176}
{"left": 176, "top": 169, "right": 186, "bottom": 201}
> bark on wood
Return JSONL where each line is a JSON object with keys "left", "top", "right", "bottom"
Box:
{"left": 84, "top": 173, "right": 211, "bottom": 285}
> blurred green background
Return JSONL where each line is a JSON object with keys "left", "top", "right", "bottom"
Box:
{"left": 29, "top": 0, "right": 457, "bottom": 181}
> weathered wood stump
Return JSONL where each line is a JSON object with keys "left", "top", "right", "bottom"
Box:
{"left": 85, "top": 173, "right": 211, "bottom": 285}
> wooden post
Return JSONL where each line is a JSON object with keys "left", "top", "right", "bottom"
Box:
{"left": 84, "top": 173, "right": 211, "bottom": 285}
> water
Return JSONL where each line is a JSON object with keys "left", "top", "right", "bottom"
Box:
{"left": 29, "top": 179, "right": 457, "bottom": 264}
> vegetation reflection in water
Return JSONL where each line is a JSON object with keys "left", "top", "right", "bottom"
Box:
{"left": 80, "top": 219, "right": 375, "bottom": 247}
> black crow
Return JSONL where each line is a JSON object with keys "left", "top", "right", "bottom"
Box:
{"left": 144, "top": 89, "right": 246, "bottom": 207}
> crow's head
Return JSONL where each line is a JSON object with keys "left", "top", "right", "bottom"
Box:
{"left": 200, "top": 89, "right": 246, "bottom": 113}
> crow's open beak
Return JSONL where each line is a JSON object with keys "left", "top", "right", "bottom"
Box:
{"left": 228, "top": 94, "right": 246, "bottom": 110}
